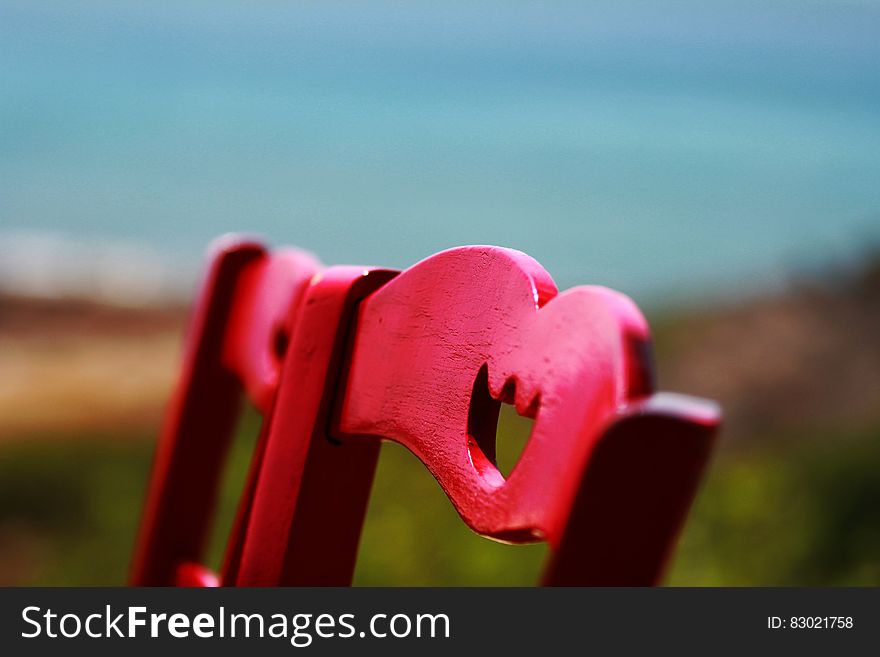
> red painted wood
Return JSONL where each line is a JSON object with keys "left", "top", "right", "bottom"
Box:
{"left": 222, "top": 244, "right": 321, "bottom": 414}
{"left": 136, "top": 241, "right": 718, "bottom": 586}
{"left": 337, "top": 247, "right": 654, "bottom": 541}
{"left": 231, "top": 267, "right": 398, "bottom": 586}
{"left": 175, "top": 561, "right": 220, "bottom": 587}
{"left": 235, "top": 245, "right": 718, "bottom": 586}
{"left": 332, "top": 246, "right": 719, "bottom": 584}
{"left": 541, "top": 393, "right": 718, "bottom": 585}
{"left": 130, "top": 235, "right": 320, "bottom": 586}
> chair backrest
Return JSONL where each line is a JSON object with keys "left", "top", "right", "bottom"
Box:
{"left": 130, "top": 235, "right": 321, "bottom": 586}
{"left": 227, "top": 245, "right": 719, "bottom": 586}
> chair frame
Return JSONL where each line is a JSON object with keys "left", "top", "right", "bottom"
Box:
{"left": 131, "top": 235, "right": 320, "bottom": 586}
{"left": 133, "top": 239, "right": 719, "bottom": 587}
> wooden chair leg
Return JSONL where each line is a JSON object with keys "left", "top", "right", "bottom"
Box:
{"left": 131, "top": 238, "right": 264, "bottom": 586}
{"left": 542, "top": 394, "right": 719, "bottom": 586}
{"left": 234, "top": 267, "right": 397, "bottom": 586}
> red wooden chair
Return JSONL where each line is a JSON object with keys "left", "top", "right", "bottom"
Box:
{"left": 224, "top": 245, "right": 720, "bottom": 586}
{"left": 131, "top": 235, "right": 321, "bottom": 586}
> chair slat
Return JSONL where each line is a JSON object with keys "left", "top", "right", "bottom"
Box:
{"left": 131, "top": 235, "right": 320, "bottom": 586}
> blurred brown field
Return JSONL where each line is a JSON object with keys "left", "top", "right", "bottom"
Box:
{"left": 0, "top": 259, "right": 878, "bottom": 586}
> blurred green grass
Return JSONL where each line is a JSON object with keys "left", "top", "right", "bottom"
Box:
{"left": 0, "top": 411, "right": 877, "bottom": 586}
{"left": 669, "top": 424, "right": 880, "bottom": 586}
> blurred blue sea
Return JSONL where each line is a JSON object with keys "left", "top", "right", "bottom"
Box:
{"left": 2, "top": 1, "right": 879, "bottom": 304}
